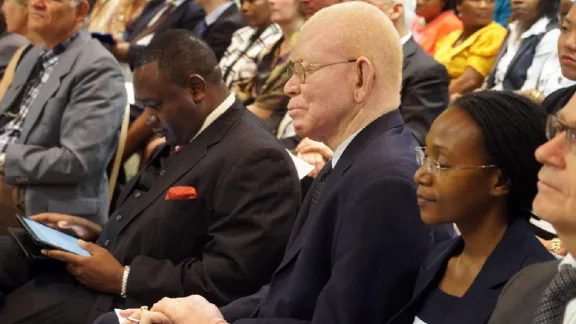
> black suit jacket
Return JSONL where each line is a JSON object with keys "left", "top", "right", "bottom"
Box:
{"left": 220, "top": 110, "right": 453, "bottom": 324}
{"left": 197, "top": 4, "right": 246, "bottom": 60}
{"left": 388, "top": 217, "right": 554, "bottom": 324}
{"left": 401, "top": 38, "right": 450, "bottom": 145}
{"left": 487, "top": 259, "right": 561, "bottom": 324}
{"left": 0, "top": 101, "right": 300, "bottom": 324}
{"left": 124, "top": 0, "right": 205, "bottom": 65}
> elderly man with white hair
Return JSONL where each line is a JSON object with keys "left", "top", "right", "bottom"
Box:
{"left": 295, "top": 0, "right": 450, "bottom": 180}
{"left": 102, "top": 2, "right": 454, "bottom": 324}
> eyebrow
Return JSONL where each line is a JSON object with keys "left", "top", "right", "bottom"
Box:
{"left": 557, "top": 111, "right": 576, "bottom": 128}
{"left": 566, "top": 17, "right": 573, "bottom": 25}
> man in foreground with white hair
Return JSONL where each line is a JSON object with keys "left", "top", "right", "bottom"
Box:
{"left": 101, "top": 3, "right": 451, "bottom": 324}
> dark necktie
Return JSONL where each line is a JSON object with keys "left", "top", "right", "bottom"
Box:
{"left": 131, "top": 2, "right": 175, "bottom": 43}
{"left": 310, "top": 162, "right": 332, "bottom": 209}
{"left": 531, "top": 265, "right": 576, "bottom": 324}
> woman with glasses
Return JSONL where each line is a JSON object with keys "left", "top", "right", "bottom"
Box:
{"left": 387, "top": 91, "right": 554, "bottom": 324}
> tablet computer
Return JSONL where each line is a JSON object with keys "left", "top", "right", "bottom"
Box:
{"left": 16, "top": 215, "right": 91, "bottom": 256}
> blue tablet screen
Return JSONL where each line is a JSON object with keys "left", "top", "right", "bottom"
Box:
{"left": 23, "top": 217, "right": 91, "bottom": 256}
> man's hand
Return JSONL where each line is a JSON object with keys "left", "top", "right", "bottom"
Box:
{"left": 30, "top": 213, "right": 102, "bottom": 241}
{"left": 150, "top": 295, "right": 227, "bottom": 324}
{"left": 121, "top": 310, "right": 173, "bottom": 324}
{"left": 296, "top": 138, "right": 333, "bottom": 178}
{"left": 41, "top": 240, "right": 125, "bottom": 294}
{"left": 111, "top": 41, "right": 130, "bottom": 62}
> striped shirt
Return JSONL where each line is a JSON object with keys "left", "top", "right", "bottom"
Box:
{"left": 219, "top": 24, "right": 282, "bottom": 89}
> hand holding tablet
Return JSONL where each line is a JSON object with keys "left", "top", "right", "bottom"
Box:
{"left": 16, "top": 215, "right": 90, "bottom": 256}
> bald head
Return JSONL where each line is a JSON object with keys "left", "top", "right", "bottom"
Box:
{"left": 298, "top": 2, "right": 402, "bottom": 108}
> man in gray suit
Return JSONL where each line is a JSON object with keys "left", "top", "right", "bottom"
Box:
{"left": 487, "top": 8, "right": 576, "bottom": 321}
{"left": 0, "top": 0, "right": 125, "bottom": 230}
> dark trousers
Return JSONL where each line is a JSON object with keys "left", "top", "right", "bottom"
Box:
{"left": 0, "top": 236, "right": 97, "bottom": 324}
{"left": 93, "top": 312, "right": 120, "bottom": 324}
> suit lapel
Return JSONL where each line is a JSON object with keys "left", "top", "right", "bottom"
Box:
{"left": 0, "top": 47, "right": 42, "bottom": 115}
{"left": 116, "top": 104, "right": 244, "bottom": 230}
{"left": 19, "top": 31, "right": 89, "bottom": 143}
{"left": 402, "top": 37, "right": 418, "bottom": 72}
{"left": 274, "top": 111, "right": 406, "bottom": 273}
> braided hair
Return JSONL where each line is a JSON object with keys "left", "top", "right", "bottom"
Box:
{"left": 452, "top": 91, "right": 547, "bottom": 218}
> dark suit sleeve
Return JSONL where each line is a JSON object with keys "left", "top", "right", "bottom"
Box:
{"left": 401, "top": 63, "right": 450, "bottom": 145}
{"left": 204, "top": 19, "right": 243, "bottom": 61}
{"left": 220, "top": 285, "right": 270, "bottom": 322}
{"left": 126, "top": 147, "right": 299, "bottom": 306}
{"left": 234, "top": 176, "right": 432, "bottom": 324}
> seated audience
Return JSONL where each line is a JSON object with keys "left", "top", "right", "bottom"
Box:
{"left": 0, "top": 0, "right": 28, "bottom": 80}
{"left": 97, "top": 3, "right": 454, "bottom": 324}
{"left": 0, "top": 0, "right": 125, "bottom": 231}
{"left": 485, "top": 0, "right": 561, "bottom": 92}
{"left": 236, "top": 0, "right": 305, "bottom": 134}
{"left": 434, "top": 0, "right": 506, "bottom": 96}
{"left": 412, "top": 0, "right": 462, "bottom": 56}
{"left": 88, "top": 0, "right": 150, "bottom": 37}
{"left": 539, "top": 1, "right": 576, "bottom": 116}
{"left": 487, "top": 83, "right": 576, "bottom": 324}
{"left": 388, "top": 91, "right": 555, "bottom": 324}
{"left": 299, "top": 0, "right": 341, "bottom": 17}
{"left": 220, "top": 0, "right": 282, "bottom": 89}
{"left": 112, "top": 0, "right": 245, "bottom": 64}
{"left": 493, "top": 0, "right": 510, "bottom": 26}
{"left": 0, "top": 29, "right": 300, "bottom": 323}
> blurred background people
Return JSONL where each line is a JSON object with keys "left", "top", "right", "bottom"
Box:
{"left": 235, "top": 0, "right": 305, "bottom": 134}
{"left": 434, "top": 0, "right": 506, "bottom": 97}
{"left": 412, "top": 0, "right": 462, "bottom": 55}
{"left": 88, "top": 0, "right": 150, "bottom": 38}
{"left": 485, "top": 0, "right": 561, "bottom": 92}
{"left": 220, "top": 0, "right": 282, "bottom": 90}
{"left": 388, "top": 91, "right": 555, "bottom": 324}
{"left": 493, "top": 0, "right": 510, "bottom": 26}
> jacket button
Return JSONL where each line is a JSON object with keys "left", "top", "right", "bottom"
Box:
{"left": 134, "top": 192, "right": 141, "bottom": 198}
{"left": 104, "top": 240, "right": 110, "bottom": 247}
{"left": 116, "top": 215, "right": 122, "bottom": 221}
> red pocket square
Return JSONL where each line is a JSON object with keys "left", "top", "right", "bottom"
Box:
{"left": 165, "top": 186, "right": 198, "bottom": 200}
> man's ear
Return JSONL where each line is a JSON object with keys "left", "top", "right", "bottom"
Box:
{"left": 353, "top": 56, "right": 374, "bottom": 104}
{"left": 75, "top": 0, "right": 90, "bottom": 23}
{"left": 186, "top": 75, "right": 207, "bottom": 103}
{"left": 388, "top": 2, "right": 404, "bottom": 22}
{"left": 491, "top": 169, "right": 510, "bottom": 197}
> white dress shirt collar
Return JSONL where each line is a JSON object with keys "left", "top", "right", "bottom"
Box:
{"left": 191, "top": 93, "right": 236, "bottom": 141}
{"left": 509, "top": 17, "right": 552, "bottom": 41}
{"left": 205, "top": 2, "right": 234, "bottom": 26}
{"left": 331, "top": 130, "right": 362, "bottom": 168}
{"left": 400, "top": 32, "right": 413, "bottom": 45}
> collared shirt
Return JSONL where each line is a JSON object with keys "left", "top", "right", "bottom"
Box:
{"left": 559, "top": 253, "right": 576, "bottom": 323}
{"left": 492, "top": 17, "right": 560, "bottom": 90}
{"left": 220, "top": 24, "right": 283, "bottom": 88}
{"left": 135, "top": 0, "right": 187, "bottom": 45}
{"left": 400, "top": 32, "right": 413, "bottom": 46}
{"left": 193, "top": 93, "right": 235, "bottom": 141}
{"left": 331, "top": 130, "right": 361, "bottom": 168}
{"left": 204, "top": 1, "right": 234, "bottom": 26}
{"left": 520, "top": 45, "right": 576, "bottom": 96}
{"left": 0, "top": 33, "right": 79, "bottom": 153}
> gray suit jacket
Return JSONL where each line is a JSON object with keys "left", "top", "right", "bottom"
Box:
{"left": 0, "top": 29, "right": 126, "bottom": 224}
{"left": 487, "top": 260, "right": 560, "bottom": 324}
{"left": 0, "top": 32, "right": 28, "bottom": 79}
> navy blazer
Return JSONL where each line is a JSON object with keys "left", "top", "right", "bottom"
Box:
{"left": 220, "top": 110, "right": 454, "bottom": 324}
{"left": 124, "top": 0, "right": 205, "bottom": 65}
{"left": 387, "top": 217, "right": 555, "bottom": 324}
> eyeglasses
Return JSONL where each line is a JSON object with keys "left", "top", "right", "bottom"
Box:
{"left": 415, "top": 147, "right": 497, "bottom": 175}
{"left": 288, "top": 59, "right": 357, "bottom": 84}
{"left": 546, "top": 115, "right": 576, "bottom": 153}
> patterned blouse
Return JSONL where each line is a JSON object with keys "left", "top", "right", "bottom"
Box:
{"left": 219, "top": 24, "right": 282, "bottom": 89}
